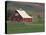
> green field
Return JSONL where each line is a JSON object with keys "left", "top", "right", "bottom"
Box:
{"left": 7, "top": 21, "right": 44, "bottom": 34}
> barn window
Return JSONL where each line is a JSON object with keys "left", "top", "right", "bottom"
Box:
{"left": 15, "top": 13, "right": 19, "bottom": 16}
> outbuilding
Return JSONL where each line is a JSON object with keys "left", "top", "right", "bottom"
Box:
{"left": 11, "top": 9, "right": 32, "bottom": 22}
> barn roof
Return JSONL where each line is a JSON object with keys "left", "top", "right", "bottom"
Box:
{"left": 17, "top": 9, "right": 32, "bottom": 18}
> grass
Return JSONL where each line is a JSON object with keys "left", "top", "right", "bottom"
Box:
{"left": 7, "top": 21, "right": 44, "bottom": 34}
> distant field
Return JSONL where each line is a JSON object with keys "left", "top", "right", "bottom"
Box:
{"left": 7, "top": 21, "right": 44, "bottom": 34}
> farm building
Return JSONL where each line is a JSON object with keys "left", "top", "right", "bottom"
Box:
{"left": 11, "top": 9, "right": 32, "bottom": 22}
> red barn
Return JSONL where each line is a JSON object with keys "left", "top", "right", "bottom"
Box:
{"left": 11, "top": 9, "right": 32, "bottom": 22}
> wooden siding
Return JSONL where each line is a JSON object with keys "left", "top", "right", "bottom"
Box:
{"left": 11, "top": 17, "right": 32, "bottom": 22}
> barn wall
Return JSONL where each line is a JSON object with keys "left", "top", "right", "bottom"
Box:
{"left": 11, "top": 18, "right": 32, "bottom": 22}
{"left": 22, "top": 18, "right": 32, "bottom": 22}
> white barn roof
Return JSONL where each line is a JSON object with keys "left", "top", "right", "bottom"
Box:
{"left": 17, "top": 9, "right": 32, "bottom": 18}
